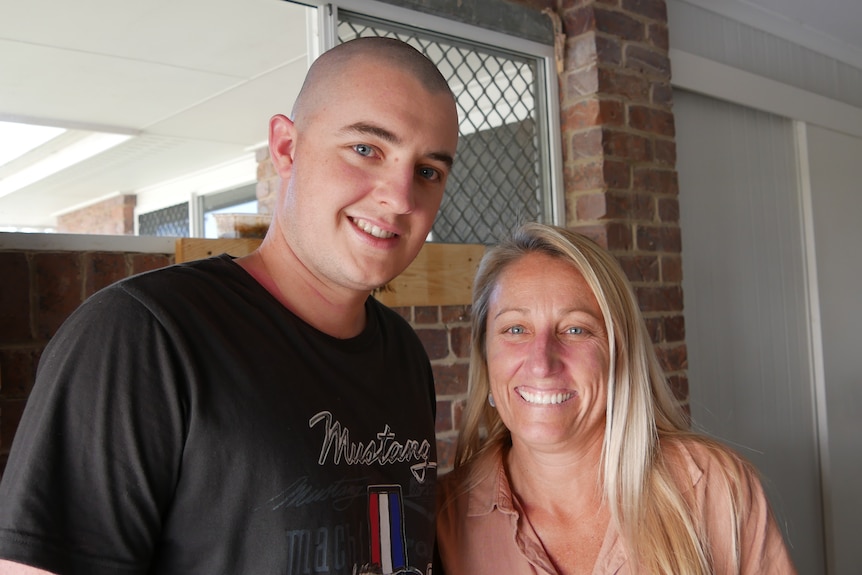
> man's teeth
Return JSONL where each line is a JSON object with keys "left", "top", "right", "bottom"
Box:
{"left": 354, "top": 218, "right": 395, "bottom": 239}
{"left": 518, "top": 390, "right": 574, "bottom": 405}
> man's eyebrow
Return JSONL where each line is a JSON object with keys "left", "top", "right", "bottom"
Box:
{"left": 341, "top": 122, "right": 454, "bottom": 169}
{"left": 428, "top": 151, "right": 454, "bottom": 169}
{"left": 341, "top": 122, "right": 401, "bottom": 145}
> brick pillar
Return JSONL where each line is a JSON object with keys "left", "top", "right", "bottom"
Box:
{"left": 546, "top": 0, "right": 687, "bottom": 401}
{"left": 56, "top": 194, "right": 137, "bottom": 235}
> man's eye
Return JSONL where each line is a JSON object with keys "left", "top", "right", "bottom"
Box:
{"left": 353, "top": 144, "right": 374, "bottom": 157}
{"left": 418, "top": 166, "right": 441, "bottom": 181}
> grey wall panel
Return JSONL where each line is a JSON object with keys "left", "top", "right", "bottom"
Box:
{"left": 807, "top": 124, "right": 862, "bottom": 575}
{"left": 674, "top": 89, "right": 826, "bottom": 573}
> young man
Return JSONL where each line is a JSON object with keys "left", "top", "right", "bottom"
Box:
{"left": 0, "top": 37, "right": 459, "bottom": 575}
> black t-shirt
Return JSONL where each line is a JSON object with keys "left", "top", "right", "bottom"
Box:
{"left": 0, "top": 255, "right": 438, "bottom": 575}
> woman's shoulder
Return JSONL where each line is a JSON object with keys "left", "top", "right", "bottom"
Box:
{"left": 660, "top": 433, "right": 762, "bottom": 499}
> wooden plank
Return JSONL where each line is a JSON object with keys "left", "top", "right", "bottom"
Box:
{"left": 175, "top": 238, "right": 485, "bottom": 306}
{"left": 374, "top": 243, "right": 485, "bottom": 307}
{"left": 175, "top": 238, "right": 262, "bottom": 263}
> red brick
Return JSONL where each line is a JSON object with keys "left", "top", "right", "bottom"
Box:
{"left": 562, "top": 99, "right": 602, "bottom": 131}
{"left": 635, "top": 285, "right": 683, "bottom": 312}
{"left": 602, "top": 128, "right": 651, "bottom": 162}
{"left": 633, "top": 167, "right": 678, "bottom": 194}
{"left": 435, "top": 399, "right": 453, "bottom": 433}
{"left": 629, "top": 105, "right": 675, "bottom": 137}
{"left": 664, "top": 314, "right": 686, "bottom": 342}
{"left": 0, "top": 347, "right": 41, "bottom": 397}
{"left": 599, "top": 99, "right": 625, "bottom": 126}
{"left": 130, "top": 253, "right": 172, "bottom": 275}
{"left": 84, "top": 252, "right": 128, "bottom": 297}
{"left": 658, "top": 196, "right": 680, "bottom": 223}
{"left": 621, "top": 0, "right": 667, "bottom": 21}
{"left": 653, "top": 138, "right": 677, "bottom": 166}
{"left": 603, "top": 159, "right": 632, "bottom": 189}
{"left": 643, "top": 317, "right": 662, "bottom": 343}
{"left": 595, "top": 34, "right": 622, "bottom": 66}
{"left": 577, "top": 192, "right": 608, "bottom": 221}
{"left": 0, "top": 398, "right": 26, "bottom": 455}
{"left": 570, "top": 127, "right": 604, "bottom": 158}
{"left": 651, "top": 82, "right": 674, "bottom": 107}
{"left": 648, "top": 22, "right": 669, "bottom": 51}
{"left": 450, "top": 326, "right": 472, "bottom": 359}
{"left": 566, "top": 33, "right": 598, "bottom": 69}
{"left": 610, "top": 191, "right": 655, "bottom": 219}
{"left": 33, "top": 252, "right": 83, "bottom": 339}
{"left": 433, "top": 363, "right": 469, "bottom": 396}
{"left": 441, "top": 305, "right": 471, "bottom": 324}
{"left": 667, "top": 373, "right": 689, "bottom": 402}
{"left": 562, "top": 5, "right": 596, "bottom": 36}
{"left": 636, "top": 224, "right": 681, "bottom": 252}
{"left": 416, "top": 328, "right": 449, "bottom": 360}
{"left": 595, "top": 7, "right": 646, "bottom": 42}
{"left": 598, "top": 68, "right": 650, "bottom": 102}
{"left": 657, "top": 342, "right": 688, "bottom": 372}
{"left": 625, "top": 45, "right": 670, "bottom": 79}
{"left": 574, "top": 222, "right": 632, "bottom": 249}
{"left": 0, "top": 253, "right": 32, "bottom": 343}
{"left": 618, "top": 254, "right": 659, "bottom": 282}
{"left": 661, "top": 255, "right": 683, "bottom": 283}
{"left": 565, "top": 65, "right": 599, "bottom": 98}
{"left": 564, "top": 161, "right": 604, "bottom": 192}
{"left": 413, "top": 306, "right": 439, "bottom": 325}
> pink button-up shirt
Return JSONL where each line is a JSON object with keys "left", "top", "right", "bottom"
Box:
{"left": 436, "top": 438, "right": 797, "bottom": 574}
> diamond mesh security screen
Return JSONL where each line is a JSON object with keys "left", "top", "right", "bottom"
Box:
{"left": 338, "top": 13, "right": 546, "bottom": 244}
{"left": 138, "top": 202, "right": 190, "bottom": 237}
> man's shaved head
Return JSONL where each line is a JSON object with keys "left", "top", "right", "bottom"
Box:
{"left": 291, "top": 37, "right": 455, "bottom": 125}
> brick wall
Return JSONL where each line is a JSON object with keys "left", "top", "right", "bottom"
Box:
{"left": 0, "top": 250, "right": 173, "bottom": 474}
{"left": 56, "top": 194, "right": 137, "bottom": 235}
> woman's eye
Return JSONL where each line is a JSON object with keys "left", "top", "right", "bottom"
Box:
{"left": 353, "top": 144, "right": 374, "bottom": 157}
{"left": 506, "top": 325, "right": 525, "bottom": 335}
{"left": 565, "top": 327, "right": 584, "bottom": 335}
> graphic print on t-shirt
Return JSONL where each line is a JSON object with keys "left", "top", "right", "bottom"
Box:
{"left": 309, "top": 411, "right": 437, "bottom": 483}
{"left": 354, "top": 485, "right": 425, "bottom": 575}
{"left": 306, "top": 410, "right": 436, "bottom": 575}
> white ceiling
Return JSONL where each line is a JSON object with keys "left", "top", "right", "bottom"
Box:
{"left": 0, "top": 0, "right": 311, "bottom": 229}
{"left": 1, "top": 0, "right": 860, "bottom": 230}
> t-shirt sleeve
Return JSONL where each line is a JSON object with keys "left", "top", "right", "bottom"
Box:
{"left": 0, "top": 286, "right": 188, "bottom": 575}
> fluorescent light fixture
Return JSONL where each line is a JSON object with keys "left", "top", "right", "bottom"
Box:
{"left": 0, "top": 121, "right": 66, "bottom": 167}
{"left": 0, "top": 131, "right": 132, "bottom": 199}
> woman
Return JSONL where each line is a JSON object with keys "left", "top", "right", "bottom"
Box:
{"left": 436, "top": 223, "right": 796, "bottom": 574}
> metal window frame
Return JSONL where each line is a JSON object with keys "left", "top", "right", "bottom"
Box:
{"left": 312, "top": 0, "right": 565, "bottom": 228}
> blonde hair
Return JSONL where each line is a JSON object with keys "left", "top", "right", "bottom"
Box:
{"left": 454, "top": 222, "right": 745, "bottom": 574}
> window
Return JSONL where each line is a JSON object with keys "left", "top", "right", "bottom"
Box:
{"left": 334, "top": 5, "right": 562, "bottom": 244}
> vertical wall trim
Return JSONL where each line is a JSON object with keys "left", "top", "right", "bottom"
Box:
{"left": 794, "top": 120, "right": 834, "bottom": 575}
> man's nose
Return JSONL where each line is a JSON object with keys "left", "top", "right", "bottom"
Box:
{"left": 374, "top": 164, "right": 416, "bottom": 214}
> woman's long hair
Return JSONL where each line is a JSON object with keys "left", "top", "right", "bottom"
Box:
{"left": 454, "top": 222, "right": 744, "bottom": 574}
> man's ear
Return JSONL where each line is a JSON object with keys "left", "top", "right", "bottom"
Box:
{"left": 269, "top": 114, "right": 297, "bottom": 177}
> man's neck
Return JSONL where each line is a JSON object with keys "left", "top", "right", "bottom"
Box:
{"left": 236, "top": 238, "right": 369, "bottom": 339}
